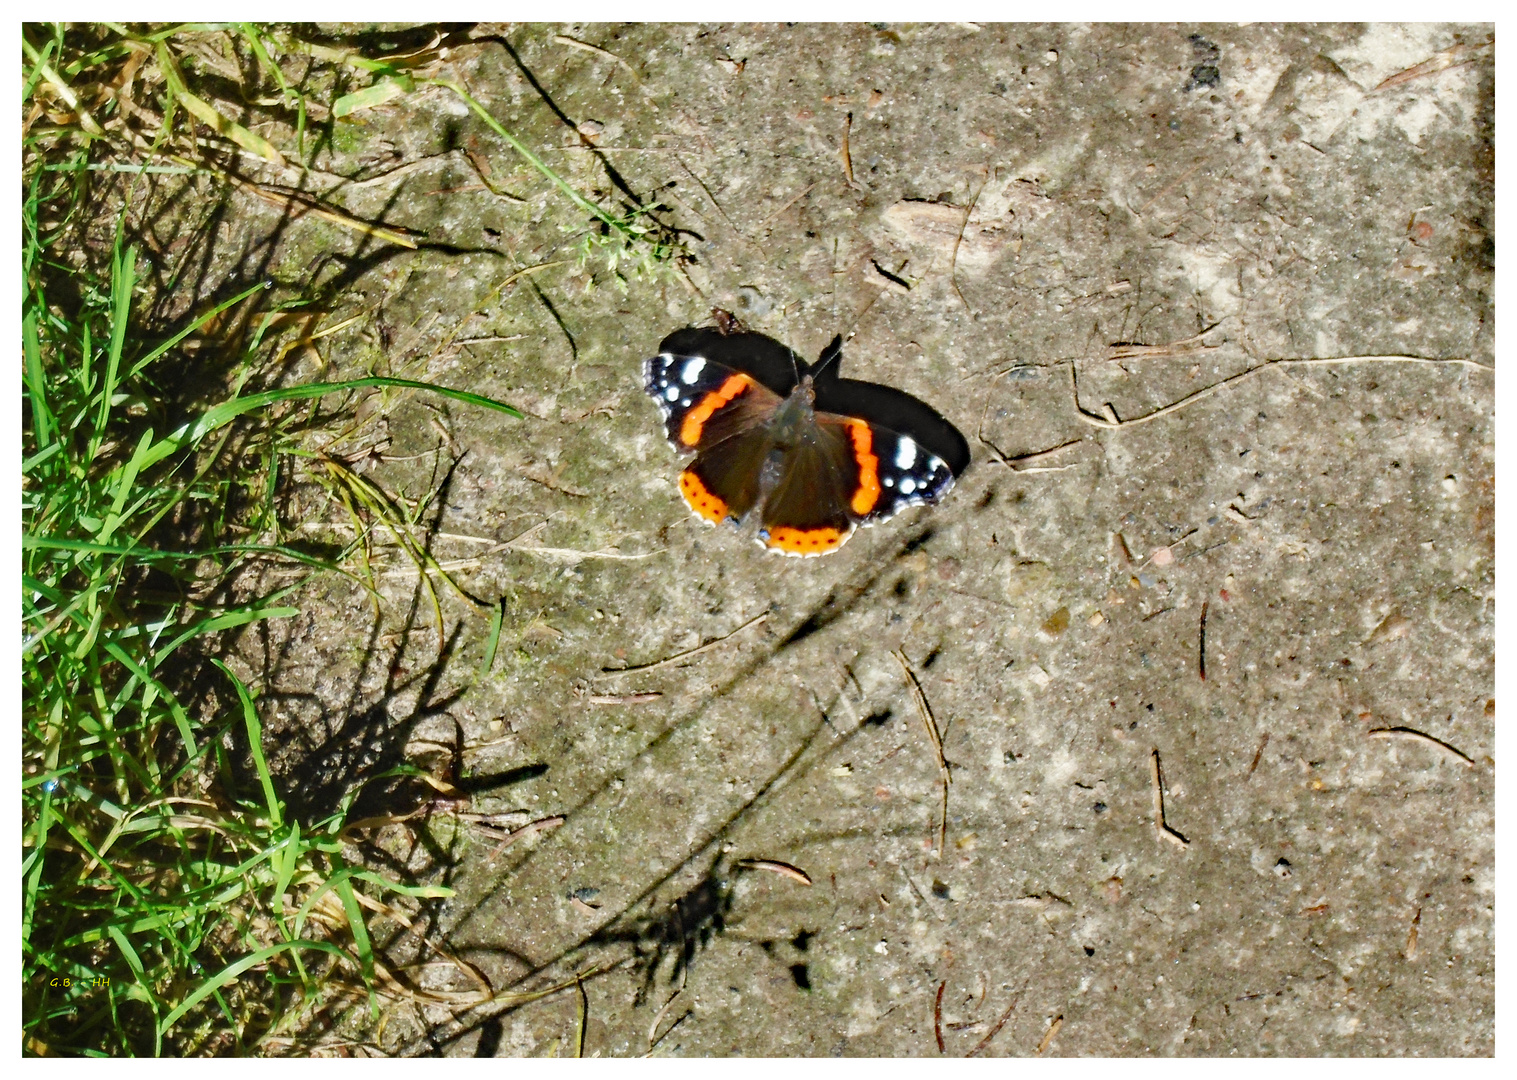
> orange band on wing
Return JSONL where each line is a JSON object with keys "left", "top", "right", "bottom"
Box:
{"left": 845, "top": 420, "right": 882, "bottom": 515}
{"left": 679, "top": 374, "right": 751, "bottom": 446}
{"left": 679, "top": 469, "right": 729, "bottom": 523}
{"left": 764, "top": 525, "right": 850, "bottom": 555}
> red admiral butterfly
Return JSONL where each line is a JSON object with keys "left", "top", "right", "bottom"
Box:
{"left": 644, "top": 327, "right": 969, "bottom": 556}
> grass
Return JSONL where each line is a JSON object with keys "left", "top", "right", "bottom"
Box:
{"left": 18, "top": 22, "right": 659, "bottom": 1055}
{"left": 19, "top": 166, "right": 530, "bottom": 1056}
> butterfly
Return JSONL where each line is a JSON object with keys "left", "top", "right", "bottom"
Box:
{"left": 643, "top": 327, "right": 969, "bottom": 556}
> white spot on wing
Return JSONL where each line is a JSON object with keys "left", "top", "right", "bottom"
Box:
{"left": 895, "top": 436, "right": 918, "bottom": 470}
{"left": 665, "top": 385, "right": 680, "bottom": 401}
{"left": 681, "top": 356, "right": 707, "bottom": 384}
{"left": 899, "top": 477, "right": 917, "bottom": 495}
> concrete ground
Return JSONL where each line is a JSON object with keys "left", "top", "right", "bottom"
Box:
{"left": 190, "top": 23, "right": 1491, "bottom": 1055}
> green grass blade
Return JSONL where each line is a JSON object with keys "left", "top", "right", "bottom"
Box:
{"left": 208, "top": 660, "right": 282, "bottom": 827}
{"left": 333, "top": 876, "right": 375, "bottom": 997}
{"left": 152, "top": 605, "right": 298, "bottom": 667}
{"left": 333, "top": 75, "right": 413, "bottom": 117}
{"left": 126, "top": 279, "right": 270, "bottom": 381}
{"left": 476, "top": 597, "right": 505, "bottom": 683}
{"left": 137, "top": 376, "right": 522, "bottom": 475}
{"left": 95, "top": 243, "right": 137, "bottom": 447}
{"left": 157, "top": 939, "right": 347, "bottom": 1035}
{"left": 24, "top": 305, "right": 55, "bottom": 448}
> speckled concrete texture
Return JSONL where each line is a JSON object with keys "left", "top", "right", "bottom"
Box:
{"left": 209, "top": 23, "right": 1491, "bottom": 1055}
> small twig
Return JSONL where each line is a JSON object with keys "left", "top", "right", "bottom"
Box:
{"left": 587, "top": 693, "right": 663, "bottom": 705}
{"left": 894, "top": 649, "right": 951, "bottom": 857}
{"left": 211, "top": 166, "right": 419, "bottom": 248}
{"left": 1367, "top": 726, "right": 1475, "bottom": 767}
{"left": 1198, "top": 601, "right": 1209, "bottom": 681}
{"left": 1070, "top": 354, "right": 1491, "bottom": 431}
{"left": 1036, "top": 1014, "right": 1064, "bottom": 1054}
{"left": 505, "top": 543, "right": 659, "bottom": 564}
{"left": 1248, "top": 732, "right": 1269, "bottom": 776}
{"left": 486, "top": 261, "right": 569, "bottom": 304}
{"left": 934, "top": 981, "right": 947, "bottom": 1053}
{"left": 1404, "top": 905, "right": 1423, "bottom": 960}
{"left": 1149, "top": 749, "right": 1190, "bottom": 848}
{"left": 553, "top": 34, "right": 633, "bottom": 73}
{"left": 602, "top": 611, "right": 769, "bottom": 674}
{"left": 966, "top": 989, "right": 1021, "bottom": 1057}
{"left": 482, "top": 814, "right": 565, "bottom": 858}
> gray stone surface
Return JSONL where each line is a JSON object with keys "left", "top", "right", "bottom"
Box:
{"left": 217, "top": 23, "right": 1491, "bottom": 1055}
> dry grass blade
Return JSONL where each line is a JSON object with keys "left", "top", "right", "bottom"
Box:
{"left": 894, "top": 649, "right": 951, "bottom": 857}
{"left": 735, "top": 859, "right": 812, "bottom": 886}
{"left": 602, "top": 611, "right": 769, "bottom": 674}
{"left": 1367, "top": 726, "right": 1475, "bottom": 766}
{"left": 1374, "top": 39, "right": 1492, "bottom": 91}
{"left": 1106, "top": 327, "right": 1220, "bottom": 360}
{"left": 481, "top": 815, "right": 566, "bottom": 858}
{"left": 313, "top": 454, "right": 484, "bottom": 654}
{"left": 966, "top": 990, "right": 1020, "bottom": 1057}
{"left": 1036, "top": 1014, "right": 1063, "bottom": 1054}
{"left": 155, "top": 42, "right": 284, "bottom": 165}
{"left": 1070, "top": 354, "right": 1492, "bottom": 430}
{"left": 22, "top": 37, "right": 105, "bottom": 135}
{"left": 554, "top": 34, "right": 662, "bottom": 113}
{"left": 342, "top": 892, "right": 492, "bottom": 1005}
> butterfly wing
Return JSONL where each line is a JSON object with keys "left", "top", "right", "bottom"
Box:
{"left": 644, "top": 351, "right": 785, "bottom": 525}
